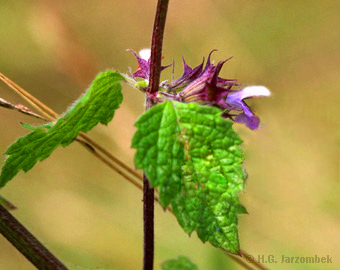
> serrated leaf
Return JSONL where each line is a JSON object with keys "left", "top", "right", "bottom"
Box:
{"left": 171, "top": 102, "right": 245, "bottom": 254}
{"left": 133, "top": 101, "right": 246, "bottom": 254}
{"left": 162, "top": 256, "right": 198, "bottom": 270}
{"left": 0, "top": 71, "right": 124, "bottom": 187}
{"left": 132, "top": 101, "right": 184, "bottom": 208}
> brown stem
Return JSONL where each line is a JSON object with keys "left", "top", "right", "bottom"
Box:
{"left": 76, "top": 138, "right": 143, "bottom": 191}
{"left": 78, "top": 132, "right": 142, "bottom": 180}
{"left": 240, "top": 249, "right": 269, "bottom": 270}
{"left": 143, "top": 173, "right": 154, "bottom": 270}
{"left": 0, "top": 204, "right": 68, "bottom": 270}
{"left": 0, "top": 97, "right": 48, "bottom": 121}
{"left": 148, "top": 0, "right": 170, "bottom": 95}
{"left": 0, "top": 72, "right": 57, "bottom": 121}
{"left": 0, "top": 195, "right": 17, "bottom": 211}
{"left": 226, "top": 252, "right": 256, "bottom": 270}
{"left": 143, "top": 1, "right": 169, "bottom": 269}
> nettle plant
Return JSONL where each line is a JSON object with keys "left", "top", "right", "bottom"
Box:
{"left": 0, "top": 1, "right": 270, "bottom": 270}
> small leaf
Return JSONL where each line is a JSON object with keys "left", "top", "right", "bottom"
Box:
{"left": 132, "top": 101, "right": 184, "bottom": 208}
{"left": 162, "top": 256, "right": 198, "bottom": 270}
{"left": 0, "top": 71, "right": 124, "bottom": 187}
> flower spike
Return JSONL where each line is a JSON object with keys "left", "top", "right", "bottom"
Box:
{"left": 127, "top": 49, "right": 270, "bottom": 130}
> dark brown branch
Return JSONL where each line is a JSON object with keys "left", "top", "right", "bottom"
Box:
{"left": 0, "top": 204, "right": 68, "bottom": 270}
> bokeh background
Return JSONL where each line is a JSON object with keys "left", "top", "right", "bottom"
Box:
{"left": 0, "top": 0, "right": 339, "bottom": 269}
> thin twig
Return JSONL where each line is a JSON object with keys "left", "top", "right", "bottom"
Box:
{"left": 76, "top": 138, "right": 143, "bottom": 191}
{"left": 0, "top": 195, "right": 17, "bottom": 211}
{"left": 0, "top": 97, "right": 48, "bottom": 121}
{"left": 226, "top": 252, "right": 256, "bottom": 270}
{"left": 241, "top": 249, "right": 269, "bottom": 270}
{"left": 0, "top": 204, "right": 68, "bottom": 270}
{"left": 78, "top": 133, "right": 142, "bottom": 180}
{"left": 0, "top": 72, "right": 56, "bottom": 121}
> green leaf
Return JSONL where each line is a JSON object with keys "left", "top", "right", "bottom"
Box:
{"left": 172, "top": 102, "right": 245, "bottom": 254}
{"left": 162, "top": 256, "right": 198, "bottom": 270}
{"left": 0, "top": 71, "right": 124, "bottom": 187}
{"left": 132, "top": 101, "right": 184, "bottom": 208}
{"left": 133, "top": 101, "right": 246, "bottom": 254}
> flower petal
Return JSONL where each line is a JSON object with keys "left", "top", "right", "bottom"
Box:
{"left": 139, "top": 48, "right": 151, "bottom": 61}
{"left": 128, "top": 49, "right": 150, "bottom": 79}
{"left": 226, "top": 86, "right": 270, "bottom": 108}
{"left": 234, "top": 113, "right": 261, "bottom": 130}
{"left": 226, "top": 86, "right": 270, "bottom": 130}
{"left": 170, "top": 58, "right": 204, "bottom": 88}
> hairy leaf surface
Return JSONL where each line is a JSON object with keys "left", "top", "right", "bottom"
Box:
{"left": 171, "top": 102, "right": 245, "bottom": 254}
{"left": 0, "top": 71, "right": 124, "bottom": 187}
{"left": 132, "top": 101, "right": 184, "bottom": 207}
{"left": 133, "top": 101, "right": 246, "bottom": 253}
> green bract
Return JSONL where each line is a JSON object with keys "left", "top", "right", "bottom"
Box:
{"left": 0, "top": 71, "right": 124, "bottom": 187}
{"left": 133, "top": 101, "right": 246, "bottom": 254}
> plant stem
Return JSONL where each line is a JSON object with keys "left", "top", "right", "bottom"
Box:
{"left": 0, "top": 195, "right": 17, "bottom": 211}
{"left": 0, "top": 72, "right": 57, "bottom": 121}
{"left": 148, "top": 0, "right": 170, "bottom": 95}
{"left": 144, "top": 1, "right": 169, "bottom": 269}
{"left": 143, "top": 173, "right": 155, "bottom": 270}
{"left": 240, "top": 250, "right": 269, "bottom": 270}
{"left": 76, "top": 138, "right": 143, "bottom": 191}
{"left": 0, "top": 204, "right": 68, "bottom": 270}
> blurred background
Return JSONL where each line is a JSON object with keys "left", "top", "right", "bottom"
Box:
{"left": 0, "top": 0, "right": 339, "bottom": 269}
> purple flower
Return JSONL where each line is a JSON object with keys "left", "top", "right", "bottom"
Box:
{"left": 177, "top": 54, "right": 237, "bottom": 108}
{"left": 169, "top": 57, "right": 204, "bottom": 89}
{"left": 168, "top": 50, "right": 237, "bottom": 93}
{"left": 128, "top": 49, "right": 151, "bottom": 80}
{"left": 171, "top": 52, "right": 270, "bottom": 130}
{"left": 128, "top": 49, "right": 270, "bottom": 130}
{"left": 226, "top": 86, "right": 271, "bottom": 130}
{"left": 128, "top": 48, "right": 171, "bottom": 81}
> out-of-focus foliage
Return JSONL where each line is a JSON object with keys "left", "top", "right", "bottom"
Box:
{"left": 0, "top": 0, "right": 339, "bottom": 269}
{"left": 162, "top": 256, "right": 198, "bottom": 270}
